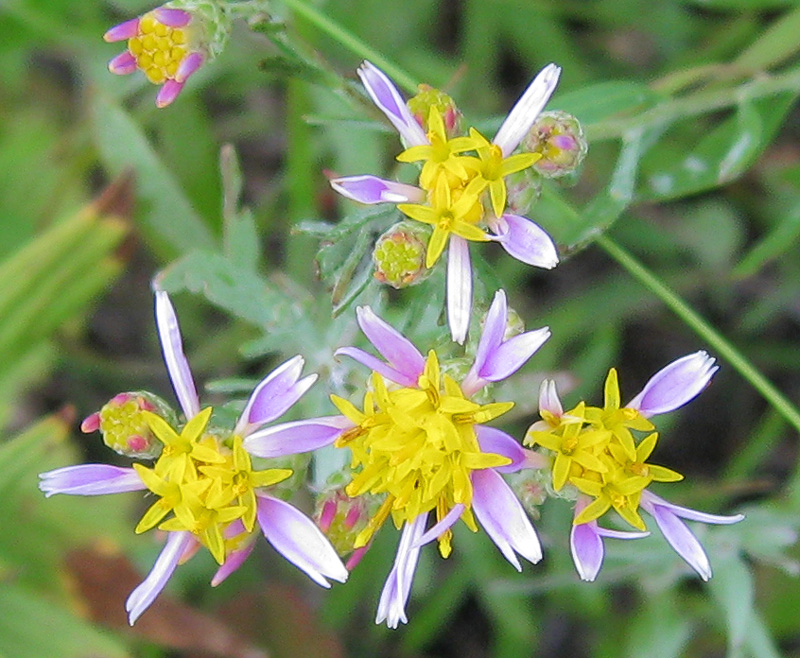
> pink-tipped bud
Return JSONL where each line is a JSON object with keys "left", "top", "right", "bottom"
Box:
{"left": 86, "top": 391, "right": 174, "bottom": 459}
{"left": 372, "top": 221, "right": 431, "bottom": 289}
{"left": 313, "top": 484, "right": 375, "bottom": 559}
{"left": 522, "top": 110, "right": 588, "bottom": 178}
{"left": 407, "top": 84, "right": 463, "bottom": 138}
{"left": 103, "top": 18, "right": 140, "bottom": 43}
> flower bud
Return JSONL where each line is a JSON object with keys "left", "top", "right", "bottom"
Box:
{"left": 504, "top": 167, "right": 542, "bottom": 216}
{"left": 313, "top": 482, "right": 376, "bottom": 564}
{"left": 522, "top": 111, "right": 587, "bottom": 178}
{"left": 104, "top": 1, "right": 231, "bottom": 107}
{"left": 82, "top": 392, "right": 173, "bottom": 459}
{"left": 372, "top": 221, "right": 431, "bottom": 289}
{"left": 507, "top": 470, "right": 550, "bottom": 520}
{"left": 407, "top": 84, "right": 463, "bottom": 138}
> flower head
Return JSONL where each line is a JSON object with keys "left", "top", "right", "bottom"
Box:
{"left": 524, "top": 352, "right": 743, "bottom": 580}
{"left": 40, "top": 290, "right": 346, "bottom": 624}
{"left": 330, "top": 62, "right": 563, "bottom": 343}
{"left": 104, "top": 2, "right": 229, "bottom": 107}
{"left": 329, "top": 291, "right": 548, "bottom": 626}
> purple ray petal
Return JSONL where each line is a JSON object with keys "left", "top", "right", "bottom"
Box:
{"left": 480, "top": 326, "right": 551, "bottom": 382}
{"left": 154, "top": 290, "right": 199, "bottom": 418}
{"left": 236, "top": 356, "right": 316, "bottom": 435}
{"left": 126, "top": 531, "right": 193, "bottom": 624}
{"left": 257, "top": 494, "right": 348, "bottom": 587}
{"left": 493, "top": 63, "right": 561, "bottom": 156}
{"left": 475, "top": 425, "right": 527, "bottom": 473}
{"left": 641, "top": 491, "right": 744, "bottom": 525}
{"left": 595, "top": 527, "right": 650, "bottom": 540}
{"left": 447, "top": 236, "right": 472, "bottom": 345}
{"left": 156, "top": 79, "right": 185, "bottom": 108}
{"left": 472, "top": 468, "right": 542, "bottom": 570}
{"left": 376, "top": 513, "right": 427, "bottom": 628}
{"left": 175, "top": 51, "right": 203, "bottom": 83}
{"left": 538, "top": 379, "right": 563, "bottom": 416}
{"left": 491, "top": 214, "right": 559, "bottom": 268}
{"left": 354, "top": 306, "right": 426, "bottom": 381}
{"left": 212, "top": 541, "right": 255, "bottom": 587}
{"left": 330, "top": 175, "right": 425, "bottom": 204}
{"left": 103, "top": 18, "right": 140, "bottom": 42}
{"left": 244, "top": 416, "right": 351, "bottom": 458}
{"left": 646, "top": 502, "right": 712, "bottom": 580}
{"left": 628, "top": 351, "right": 718, "bottom": 418}
{"left": 357, "top": 61, "right": 428, "bottom": 147}
{"left": 413, "top": 504, "right": 465, "bottom": 548}
{"left": 108, "top": 51, "right": 137, "bottom": 75}
{"left": 153, "top": 7, "right": 192, "bottom": 27}
{"left": 335, "top": 347, "right": 418, "bottom": 388}
{"left": 570, "top": 522, "right": 605, "bottom": 582}
{"left": 462, "top": 290, "right": 507, "bottom": 396}
{"left": 39, "top": 464, "right": 145, "bottom": 497}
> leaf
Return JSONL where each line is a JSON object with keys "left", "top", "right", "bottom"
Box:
{"left": 90, "top": 90, "right": 215, "bottom": 255}
{"left": 640, "top": 94, "right": 795, "bottom": 201}
{"left": 709, "top": 554, "right": 755, "bottom": 655}
{"left": 734, "top": 197, "right": 800, "bottom": 277}
{"left": 558, "top": 81, "right": 660, "bottom": 128}
{"left": 735, "top": 6, "right": 800, "bottom": 70}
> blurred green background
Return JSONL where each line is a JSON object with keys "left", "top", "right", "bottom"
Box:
{"left": 1, "top": 0, "right": 800, "bottom": 656}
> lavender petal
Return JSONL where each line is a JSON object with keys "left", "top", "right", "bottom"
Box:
{"left": 126, "top": 531, "right": 192, "bottom": 624}
{"left": 472, "top": 468, "right": 542, "bottom": 570}
{"left": 538, "top": 379, "right": 563, "bottom": 416}
{"left": 39, "top": 464, "right": 145, "bottom": 497}
{"left": 480, "top": 326, "right": 551, "bottom": 382}
{"left": 175, "top": 51, "right": 204, "bottom": 83}
{"left": 642, "top": 491, "right": 744, "bottom": 525}
{"left": 628, "top": 351, "right": 718, "bottom": 417}
{"left": 330, "top": 175, "right": 424, "bottom": 204}
{"left": 355, "top": 306, "right": 425, "bottom": 381}
{"left": 155, "top": 79, "right": 184, "bottom": 108}
{"left": 570, "top": 522, "right": 605, "bottom": 582}
{"left": 103, "top": 18, "right": 140, "bottom": 42}
{"left": 376, "top": 514, "right": 426, "bottom": 628}
{"left": 447, "top": 236, "right": 472, "bottom": 345}
{"left": 335, "top": 347, "right": 418, "bottom": 388}
{"left": 413, "top": 504, "right": 465, "bottom": 548}
{"left": 256, "top": 495, "right": 348, "bottom": 587}
{"left": 154, "top": 290, "right": 199, "bottom": 418}
{"left": 244, "top": 416, "right": 351, "bottom": 458}
{"left": 153, "top": 7, "right": 192, "bottom": 28}
{"left": 491, "top": 214, "right": 559, "bottom": 268}
{"left": 647, "top": 503, "right": 712, "bottom": 580}
{"left": 475, "top": 425, "right": 527, "bottom": 473}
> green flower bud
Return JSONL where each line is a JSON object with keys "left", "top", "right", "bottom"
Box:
{"left": 373, "top": 221, "right": 431, "bottom": 289}
{"left": 522, "top": 111, "right": 588, "bottom": 178}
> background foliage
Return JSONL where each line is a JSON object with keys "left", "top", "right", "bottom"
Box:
{"left": 1, "top": 0, "right": 799, "bottom": 656}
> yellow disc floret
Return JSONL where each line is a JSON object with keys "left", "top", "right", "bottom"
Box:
{"left": 136, "top": 408, "right": 292, "bottom": 564}
{"left": 331, "top": 351, "right": 513, "bottom": 556}
{"left": 128, "top": 11, "right": 189, "bottom": 84}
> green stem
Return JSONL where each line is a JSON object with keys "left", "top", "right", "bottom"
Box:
{"left": 596, "top": 234, "right": 800, "bottom": 433}
{"left": 277, "top": 0, "right": 419, "bottom": 93}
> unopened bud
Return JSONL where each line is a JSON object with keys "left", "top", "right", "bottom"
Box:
{"left": 504, "top": 167, "right": 542, "bottom": 216}
{"left": 314, "top": 483, "right": 377, "bottom": 559}
{"left": 407, "top": 84, "right": 463, "bottom": 138}
{"left": 373, "top": 221, "right": 431, "bottom": 289}
{"left": 522, "top": 111, "right": 587, "bottom": 178}
{"left": 507, "top": 470, "right": 551, "bottom": 520}
{"left": 83, "top": 392, "right": 173, "bottom": 459}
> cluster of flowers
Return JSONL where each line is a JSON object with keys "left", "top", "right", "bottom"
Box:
{"left": 40, "top": 2, "right": 742, "bottom": 630}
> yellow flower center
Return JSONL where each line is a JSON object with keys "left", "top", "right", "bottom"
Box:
{"left": 128, "top": 11, "right": 190, "bottom": 84}
{"left": 331, "top": 351, "right": 513, "bottom": 555}
{"left": 134, "top": 409, "right": 292, "bottom": 564}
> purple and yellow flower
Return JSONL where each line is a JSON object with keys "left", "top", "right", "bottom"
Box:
{"left": 330, "top": 62, "right": 561, "bottom": 344}
{"left": 324, "top": 290, "right": 550, "bottom": 627}
{"left": 526, "top": 351, "right": 743, "bottom": 581}
{"left": 104, "top": 4, "right": 216, "bottom": 107}
{"left": 39, "top": 290, "right": 347, "bottom": 624}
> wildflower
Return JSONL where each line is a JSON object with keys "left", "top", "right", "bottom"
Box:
{"left": 330, "top": 62, "right": 562, "bottom": 343}
{"left": 525, "top": 351, "right": 743, "bottom": 580}
{"left": 40, "top": 290, "right": 347, "bottom": 624}
{"left": 327, "top": 290, "right": 550, "bottom": 627}
{"left": 104, "top": 2, "right": 229, "bottom": 107}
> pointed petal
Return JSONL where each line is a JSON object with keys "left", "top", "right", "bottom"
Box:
{"left": 39, "top": 464, "right": 145, "bottom": 497}
{"left": 175, "top": 51, "right": 204, "bottom": 83}
{"left": 244, "top": 416, "right": 351, "bottom": 458}
{"left": 628, "top": 351, "right": 718, "bottom": 418}
{"left": 642, "top": 491, "right": 744, "bottom": 525}
{"left": 211, "top": 541, "right": 256, "bottom": 586}
{"left": 155, "top": 79, "right": 184, "bottom": 108}
{"left": 103, "top": 18, "right": 140, "bottom": 42}
{"left": 570, "top": 522, "right": 605, "bottom": 581}
{"left": 492, "top": 214, "right": 559, "bottom": 268}
{"left": 335, "top": 347, "right": 418, "bottom": 387}
{"left": 493, "top": 63, "right": 561, "bottom": 156}
{"left": 357, "top": 61, "right": 428, "bottom": 147}
{"left": 126, "top": 531, "right": 192, "bottom": 624}
{"left": 538, "top": 379, "right": 563, "bottom": 416}
{"left": 257, "top": 495, "right": 348, "bottom": 587}
{"left": 475, "top": 426, "right": 528, "bottom": 473}
{"left": 354, "top": 306, "right": 426, "bottom": 381}
{"left": 480, "top": 326, "right": 551, "bottom": 382}
{"left": 154, "top": 291, "right": 199, "bottom": 418}
{"left": 108, "top": 51, "right": 137, "bottom": 75}
{"left": 236, "top": 356, "right": 315, "bottom": 434}
{"left": 447, "top": 236, "right": 472, "bottom": 345}
{"left": 376, "top": 514, "right": 427, "bottom": 628}
{"left": 330, "top": 175, "right": 425, "bottom": 204}
{"left": 471, "top": 469, "right": 542, "bottom": 570}
{"left": 647, "top": 503, "right": 712, "bottom": 580}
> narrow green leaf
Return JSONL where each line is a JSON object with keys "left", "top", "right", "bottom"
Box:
{"left": 708, "top": 555, "right": 755, "bottom": 654}
{"left": 734, "top": 198, "right": 800, "bottom": 277}
{"left": 735, "top": 6, "right": 800, "bottom": 69}
{"left": 90, "top": 91, "right": 215, "bottom": 255}
{"left": 557, "top": 81, "right": 659, "bottom": 130}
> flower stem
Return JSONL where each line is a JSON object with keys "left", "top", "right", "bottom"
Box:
{"left": 596, "top": 234, "right": 800, "bottom": 433}
{"left": 277, "top": 0, "right": 419, "bottom": 92}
